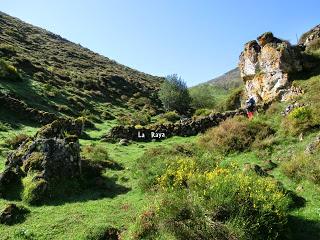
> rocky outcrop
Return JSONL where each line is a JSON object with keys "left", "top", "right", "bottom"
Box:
{"left": 104, "top": 109, "right": 247, "bottom": 142}
{"left": 299, "top": 24, "right": 320, "bottom": 47}
{"left": 0, "top": 118, "right": 84, "bottom": 204}
{"left": 239, "top": 32, "right": 303, "bottom": 102}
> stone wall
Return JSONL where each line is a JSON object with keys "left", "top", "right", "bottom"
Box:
{"left": 0, "top": 92, "right": 57, "bottom": 124}
{"left": 104, "top": 109, "right": 247, "bottom": 142}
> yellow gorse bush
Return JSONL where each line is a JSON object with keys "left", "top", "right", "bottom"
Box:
{"left": 158, "top": 157, "right": 197, "bottom": 188}
{"left": 158, "top": 157, "right": 288, "bottom": 216}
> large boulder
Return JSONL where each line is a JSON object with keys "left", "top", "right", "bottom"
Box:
{"left": 239, "top": 32, "right": 303, "bottom": 102}
{"left": 0, "top": 118, "right": 84, "bottom": 204}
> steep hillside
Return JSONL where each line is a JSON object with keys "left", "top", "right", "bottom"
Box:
{"left": 0, "top": 11, "right": 163, "bottom": 126}
{"left": 206, "top": 67, "right": 242, "bottom": 90}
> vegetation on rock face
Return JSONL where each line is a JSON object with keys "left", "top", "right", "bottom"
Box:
{"left": 159, "top": 74, "right": 191, "bottom": 114}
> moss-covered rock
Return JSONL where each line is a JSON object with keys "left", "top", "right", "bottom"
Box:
{"left": 0, "top": 118, "right": 85, "bottom": 205}
{"left": 0, "top": 203, "right": 30, "bottom": 225}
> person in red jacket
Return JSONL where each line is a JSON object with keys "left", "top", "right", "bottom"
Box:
{"left": 246, "top": 97, "right": 256, "bottom": 120}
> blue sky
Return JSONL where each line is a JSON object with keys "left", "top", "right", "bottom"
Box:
{"left": 1, "top": 0, "right": 319, "bottom": 86}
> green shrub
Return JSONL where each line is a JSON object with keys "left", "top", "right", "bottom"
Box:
{"left": 191, "top": 168, "right": 291, "bottom": 240}
{"left": 282, "top": 151, "right": 320, "bottom": 185}
{"left": 81, "top": 144, "right": 110, "bottom": 162}
{"left": 134, "top": 145, "right": 197, "bottom": 190}
{"left": 134, "top": 166, "right": 291, "bottom": 240}
{"left": 283, "top": 106, "right": 314, "bottom": 135}
{"left": 132, "top": 191, "right": 233, "bottom": 240}
{"left": 159, "top": 74, "right": 191, "bottom": 114}
{"left": 0, "top": 121, "right": 11, "bottom": 132}
{"left": 117, "top": 111, "right": 151, "bottom": 126}
{"left": 161, "top": 111, "right": 180, "bottom": 122}
{"left": 194, "top": 108, "right": 212, "bottom": 117}
{"left": 0, "top": 59, "right": 21, "bottom": 81}
{"left": 199, "top": 117, "right": 274, "bottom": 154}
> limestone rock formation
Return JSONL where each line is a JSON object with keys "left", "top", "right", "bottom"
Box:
{"left": 239, "top": 32, "right": 303, "bottom": 102}
{"left": 0, "top": 118, "right": 84, "bottom": 204}
{"left": 299, "top": 24, "right": 320, "bottom": 47}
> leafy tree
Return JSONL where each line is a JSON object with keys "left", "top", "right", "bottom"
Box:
{"left": 158, "top": 74, "right": 191, "bottom": 114}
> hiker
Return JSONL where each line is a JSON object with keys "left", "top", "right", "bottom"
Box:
{"left": 246, "top": 96, "right": 256, "bottom": 120}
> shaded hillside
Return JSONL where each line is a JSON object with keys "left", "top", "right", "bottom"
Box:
{"left": 0, "top": 11, "right": 163, "bottom": 126}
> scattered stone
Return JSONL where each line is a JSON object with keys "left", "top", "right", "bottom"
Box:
{"left": 296, "top": 185, "right": 304, "bottom": 192}
{"left": 252, "top": 164, "right": 269, "bottom": 177}
{"left": 0, "top": 203, "right": 30, "bottom": 225}
{"left": 243, "top": 163, "right": 269, "bottom": 177}
{"left": 119, "top": 138, "right": 129, "bottom": 146}
{"left": 305, "top": 134, "right": 320, "bottom": 155}
{"left": 281, "top": 86, "right": 304, "bottom": 102}
{"left": 239, "top": 32, "right": 303, "bottom": 103}
{"left": 281, "top": 102, "right": 305, "bottom": 116}
{"left": 262, "top": 160, "right": 278, "bottom": 171}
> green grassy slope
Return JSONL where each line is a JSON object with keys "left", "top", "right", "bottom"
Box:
{"left": 0, "top": 11, "right": 163, "bottom": 128}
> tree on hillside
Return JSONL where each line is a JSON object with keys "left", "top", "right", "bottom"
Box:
{"left": 158, "top": 74, "right": 191, "bottom": 114}
{"left": 190, "top": 84, "right": 216, "bottom": 109}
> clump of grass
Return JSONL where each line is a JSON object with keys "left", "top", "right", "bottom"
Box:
{"left": 282, "top": 106, "right": 314, "bottom": 135}
{"left": 160, "top": 111, "right": 180, "bottom": 122}
{"left": 117, "top": 111, "right": 151, "bottom": 126}
{"left": 21, "top": 174, "right": 47, "bottom": 205}
{"left": 81, "top": 144, "right": 110, "bottom": 162}
{"left": 84, "top": 225, "right": 120, "bottom": 240}
{"left": 224, "top": 87, "right": 243, "bottom": 111}
{"left": 282, "top": 151, "right": 320, "bottom": 185}
{"left": 194, "top": 108, "right": 212, "bottom": 117}
{"left": 0, "top": 121, "right": 11, "bottom": 132}
{"left": 5, "top": 133, "right": 30, "bottom": 149}
{"left": 0, "top": 59, "right": 21, "bottom": 81}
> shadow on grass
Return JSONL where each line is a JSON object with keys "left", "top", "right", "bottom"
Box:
{"left": 288, "top": 215, "right": 320, "bottom": 240}
{"left": 44, "top": 176, "right": 131, "bottom": 206}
